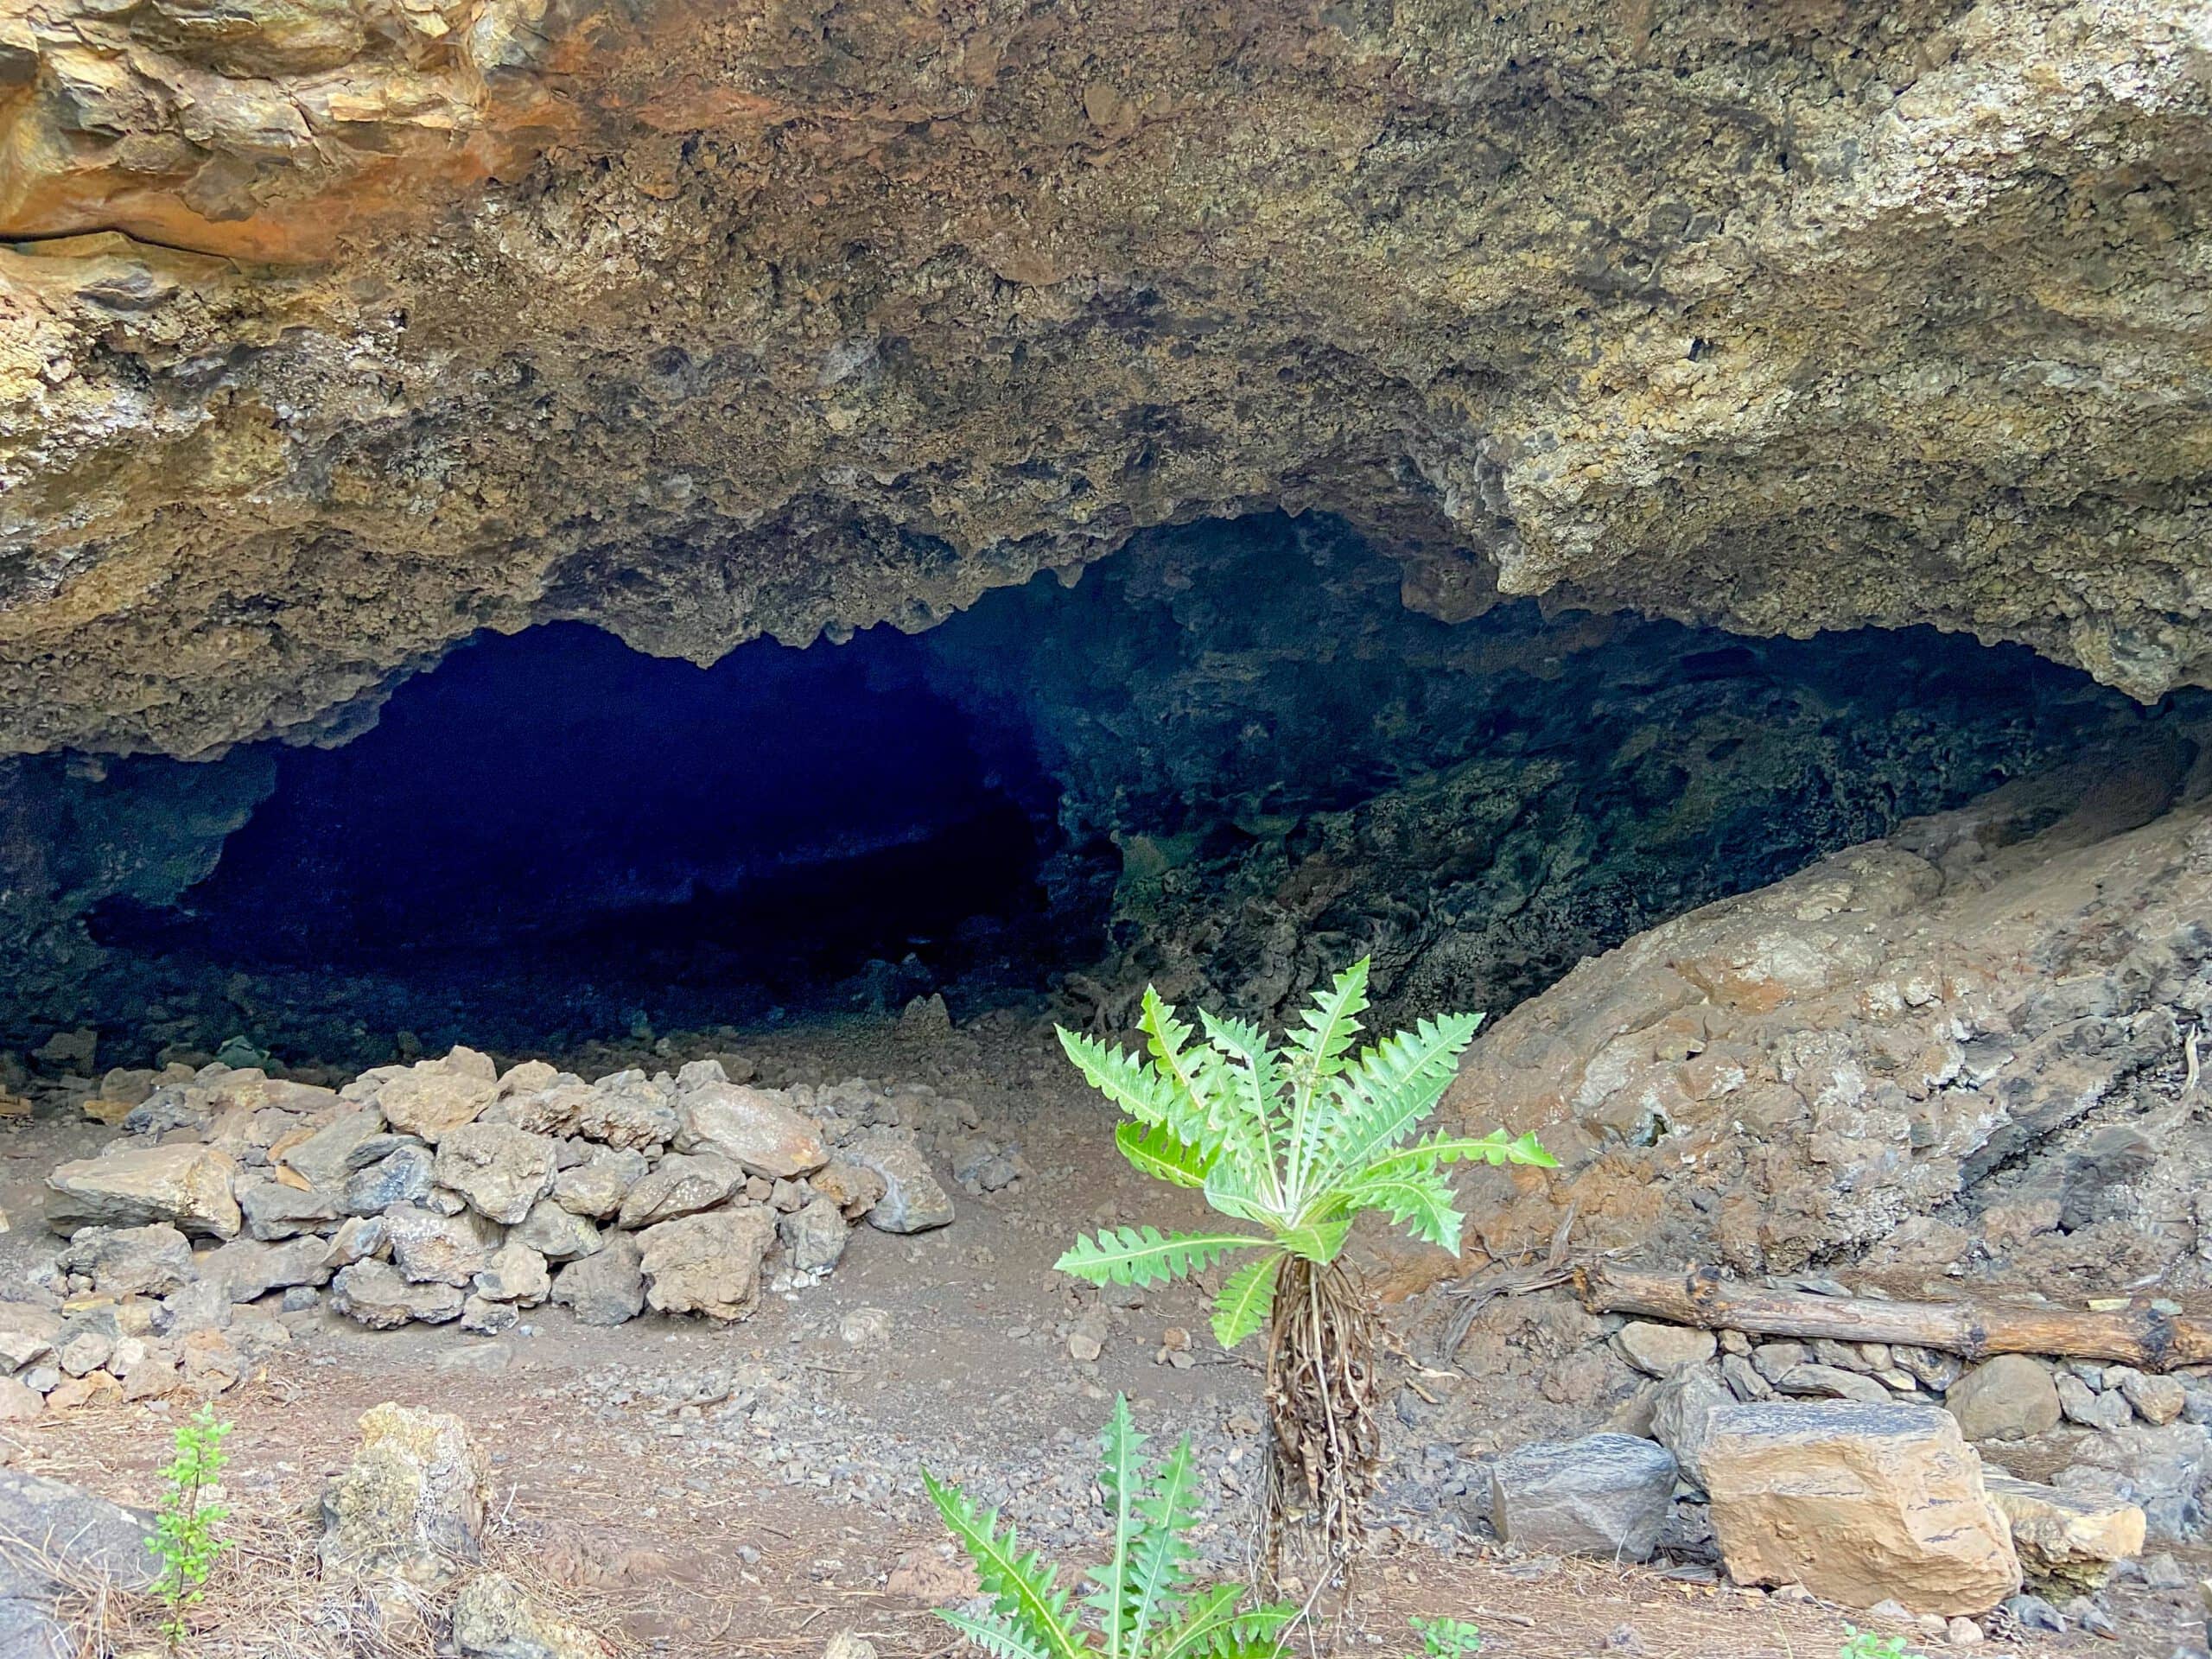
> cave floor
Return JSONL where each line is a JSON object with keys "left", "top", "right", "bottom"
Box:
{"left": 0, "top": 1016, "right": 2177, "bottom": 1657}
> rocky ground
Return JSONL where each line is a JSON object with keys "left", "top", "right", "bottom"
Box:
{"left": 4, "top": 1001, "right": 2212, "bottom": 1657}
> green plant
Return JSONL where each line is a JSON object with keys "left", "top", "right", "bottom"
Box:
{"left": 1052, "top": 958, "right": 1554, "bottom": 1585}
{"left": 1837, "top": 1629, "right": 1916, "bottom": 1659}
{"left": 1408, "top": 1616, "right": 1483, "bottom": 1657}
{"left": 923, "top": 1395, "right": 1296, "bottom": 1658}
{"left": 147, "top": 1403, "right": 234, "bottom": 1646}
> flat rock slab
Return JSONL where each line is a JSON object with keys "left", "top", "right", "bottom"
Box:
{"left": 1702, "top": 1401, "right": 2021, "bottom": 1616}
{"left": 45, "top": 1143, "right": 241, "bottom": 1237}
{"left": 1488, "top": 1433, "right": 1677, "bottom": 1562}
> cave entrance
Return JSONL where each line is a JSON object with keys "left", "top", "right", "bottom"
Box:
{"left": 91, "top": 621, "right": 1088, "bottom": 1052}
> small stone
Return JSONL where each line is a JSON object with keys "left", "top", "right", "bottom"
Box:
{"left": 1944, "top": 1615, "right": 1983, "bottom": 1645}
{"left": 2120, "top": 1370, "right": 2188, "bottom": 1427}
{"left": 473, "top": 1243, "right": 550, "bottom": 1306}
{"left": 1615, "top": 1321, "right": 1717, "bottom": 1377}
{"left": 329, "top": 1262, "right": 466, "bottom": 1328}
{"left": 460, "top": 1296, "right": 519, "bottom": 1337}
{"left": 1776, "top": 1363, "right": 1894, "bottom": 1406}
{"left": 810, "top": 1160, "right": 887, "bottom": 1219}
{"left": 1720, "top": 1353, "right": 1774, "bottom": 1401}
{"left": 282, "top": 1108, "right": 387, "bottom": 1190}
{"left": 509, "top": 1198, "right": 601, "bottom": 1262}
{"left": 1651, "top": 1365, "right": 1732, "bottom": 1491}
{"left": 0, "top": 1377, "right": 42, "bottom": 1421}
{"left": 843, "top": 1132, "right": 955, "bottom": 1233}
{"left": 615, "top": 1153, "right": 745, "bottom": 1230}
{"left": 2001, "top": 1592, "right": 2064, "bottom": 1633}
{"left": 1486, "top": 1433, "right": 1676, "bottom": 1561}
{"left": 451, "top": 1569, "right": 605, "bottom": 1657}
{"left": 2057, "top": 1371, "right": 2134, "bottom": 1431}
{"left": 550, "top": 1147, "right": 646, "bottom": 1220}
{"left": 55, "top": 1224, "right": 194, "bottom": 1297}
{"left": 1751, "top": 1342, "right": 1809, "bottom": 1383}
{"left": 321, "top": 1215, "right": 389, "bottom": 1270}
{"left": 1982, "top": 1471, "right": 2145, "bottom": 1584}
{"left": 779, "top": 1197, "right": 848, "bottom": 1274}
{"left": 202, "top": 1235, "right": 331, "bottom": 1301}
{"left": 1946, "top": 1355, "right": 2063, "bottom": 1443}
{"left": 839, "top": 1306, "right": 893, "bottom": 1347}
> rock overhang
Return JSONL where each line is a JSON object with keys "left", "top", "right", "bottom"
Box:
{"left": 2, "top": 0, "right": 2209, "bottom": 760}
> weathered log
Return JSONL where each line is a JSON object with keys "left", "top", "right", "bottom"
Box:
{"left": 1581, "top": 1264, "right": 2212, "bottom": 1374}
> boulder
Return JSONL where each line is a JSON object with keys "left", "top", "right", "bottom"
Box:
{"left": 45, "top": 1145, "right": 241, "bottom": 1237}
{"left": 550, "top": 1235, "right": 645, "bottom": 1326}
{"left": 615, "top": 1152, "right": 744, "bottom": 1230}
{"left": 434, "top": 1124, "right": 558, "bottom": 1224}
{"left": 550, "top": 1148, "right": 645, "bottom": 1219}
{"left": 1945, "top": 1356, "right": 2063, "bottom": 1443}
{"left": 0, "top": 1470, "right": 156, "bottom": 1658}
{"left": 321, "top": 1214, "right": 389, "bottom": 1269}
{"left": 1981, "top": 1470, "right": 2145, "bottom": 1584}
{"left": 509, "top": 1198, "right": 602, "bottom": 1262}
{"left": 473, "top": 1243, "right": 550, "bottom": 1306}
{"left": 385, "top": 1204, "right": 502, "bottom": 1287}
{"left": 1701, "top": 1402, "right": 2021, "bottom": 1615}
{"left": 1615, "top": 1321, "right": 1718, "bottom": 1377}
{"left": 571, "top": 1074, "right": 678, "bottom": 1150}
{"left": 2052, "top": 1422, "right": 2212, "bottom": 1543}
{"left": 487, "top": 1080, "right": 594, "bottom": 1138}
{"left": 842, "top": 1132, "right": 955, "bottom": 1234}
{"left": 54, "top": 1223, "right": 194, "bottom": 1297}
{"left": 282, "top": 1107, "right": 387, "bottom": 1190}
{"left": 375, "top": 1065, "right": 499, "bottom": 1143}
{"left": 1651, "top": 1364, "right": 1733, "bottom": 1492}
{"left": 321, "top": 1403, "right": 488, "bottom": 1588}
{"left": 452, "top": 1570, "right": 607, "bottom": 1659}
{"left": 637, "top": 1206, "right": 777, "bottom": 1320}
{"left": 200, "top": 1235, "right": 332, "bottom": 1301}
{"left": 344, "top": 1145, "right": 435, "bottom": 1215}
{"left": 674, "top": 1083, "right": 829, "bottom": 1179}
{"left": 810, "top": 1160, "right": 887, "bottom": 1218}
{"left": 330, "top": 1262, "right": 467, "bottom": 1328}
{"left": 238, "top": 1178, "right": 342, "bottom": 1240}
{"left": 780, "top": 1197, "right": 849, "bottom": 1274}
{"left": 1486, "top": 1433, "right": 1676, "bottom": 1562}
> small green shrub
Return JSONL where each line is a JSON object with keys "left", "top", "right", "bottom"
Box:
{"left": 1408, "top": 1614, "right": 1483, "bottom": 1656}
{"left": 1837, "top": 1627, "right": 1916, "bottom": 1659}
{"left": 923, "top": 1395, "right": 1297, "bottom": 1658}
{"left": 148, "top": 1403, "right": 234, "bottom": 1645}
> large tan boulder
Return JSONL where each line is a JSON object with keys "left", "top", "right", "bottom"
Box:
{"left": 636, "top": 1206, "right": 777, "bottom": 1321}
{"left": 374, "top": 1066, "right": 499, "bottom": 1143}
{"left": 45, "top": 1145, "right": 241, "bottom": 1238}
{"left": 1983, "top": 1470, "right": 2145, "bottom": 1585}
{"left": 674, "top": 1083, "right": 828, "bottom": 1179}
{"left": 1702, "top": 1402, "right": 2021, "bottom": 1615}
{"left": 321, "top": 1403, "right": 488, "bottom": 1588}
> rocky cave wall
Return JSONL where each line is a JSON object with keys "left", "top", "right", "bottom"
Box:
{"left": 3, "top": 512, "right": 2202, "bottom": 1072}
{"left": 3, "top": 0, "right": 2210, "bottom": 769}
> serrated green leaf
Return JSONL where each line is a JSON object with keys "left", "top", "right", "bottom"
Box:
{"left": 1312, "top": 1012, "right": 1484, "bottom": 1184}
{"left": 923, "top": 1471, "right": 1091, "bottom": 1659}
{"left": 1274, "top": 1217, "right": 1351, "bottom": 1265}
{"left": 1058, "top": 1027, "right": 1182, "bottom": 1130}
{"left": 1115, "top": 1121, "right": 1213, "bottom": 1189}
{"left": 1122, "top": 1433, "right": 1202, "bottom": 1653}
{"left": 1084, "top": 1395, "right": 1145, "bottom": 1658}
{"left": 1328, "top": 1166, "right": 1462, "bottom": 1253}
{"left": 1280, "top": 959, "right": 1370, "bottom": 1190}
{"left": 1356, "top": 1129, "right": 1559, "bottom": 1184}
{"left": 937, "top": 1607, "right": 1062, "bottom": 1659}
{"left": 1056, "top": 1226, "right": 1266, "bottom": 1287}
{"left": 1211, "top": 1255, "right": 1281, "bottom": 1348}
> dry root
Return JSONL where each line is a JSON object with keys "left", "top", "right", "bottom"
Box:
{"left": 1262, "top": 1256, "right": 1380, "bottom": 1605}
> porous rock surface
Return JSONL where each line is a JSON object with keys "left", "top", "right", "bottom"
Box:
{"left": 3, "top": 0, "right": 2209, "bottom": 766}
{"left": 1444, "top": 733, "right": 2212, "bottom": 1280}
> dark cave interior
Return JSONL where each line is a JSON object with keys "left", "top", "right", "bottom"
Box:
{"left": 9, "top": 513, "right": 2202, "bottom": 1070}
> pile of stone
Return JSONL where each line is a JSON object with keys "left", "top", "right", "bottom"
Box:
{"left": 1484, "top": 1319, "right": 2176, "bottom": 1634}
{"left": 6, "top": 1048, "right": 1001, "bottom": 1419}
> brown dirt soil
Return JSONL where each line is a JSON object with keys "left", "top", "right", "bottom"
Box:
{"left": 0, "top": 1017, "right": 2186, "bottom": 1657}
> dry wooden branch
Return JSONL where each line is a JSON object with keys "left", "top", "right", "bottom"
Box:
{"left": 1581, "top": 1263, "right": 2212, "bottom": 1373}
